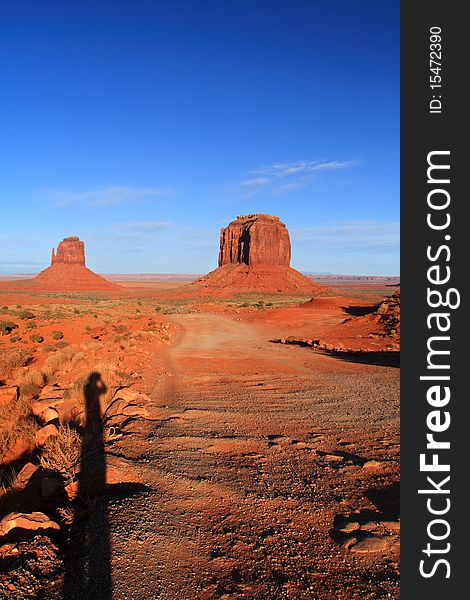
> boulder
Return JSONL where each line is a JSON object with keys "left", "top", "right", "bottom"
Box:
{"left": 16, "top": 462, "right": 39, "bottom": 487}
{"left": 0, "top": 386, "right": 18, "bottom": 406}
{"left": 35, "top": 424, "right": 58, "bottom": 447}
{"left": 0, "top": 512, "right": 59, "bottom": 541}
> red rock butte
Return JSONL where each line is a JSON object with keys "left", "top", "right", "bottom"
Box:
{"left": 191, "top": 214, "right": 324, "bottom": 294}
{"left": 31, "top": 236, "right": 120, "bottom": 291}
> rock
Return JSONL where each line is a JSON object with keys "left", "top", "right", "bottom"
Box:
{"left": 122, "top": 404, "right": 148, "bottom": 418}
{"left": 16, "top": 462, "right": 39, "bottom": 487}
{"left": 16, "top": 463, "right": 39, "bottom": 487}
{"left": 382, "top": 520, "right": 401, "bottom": 532}
{"left": 340, "top": 535, "right": 358, "bottom": 549}
{"left": 0, "top": 386, "right": 18, "bottom": 406}
{"left": 362, "top": 460, "right": 382, "bottom": 469}
{"left": 361, "top": 521, "right": 380, "bottom": 532}
{"left": 105, "top": 398, "right": 128, "bottom": 417}
{"left": 32, "top": 404, "right": 59, "bottom": 424}
{"left": 30, "top": 236, "right": 121, "bottom": 292}
{"left": 339, "top": 521, "right": 361, "bottom": 533}
{"left": 350, "top": 535, "right": 387, "bottom": 554}
{"left": 38, "top": 385, "right": 65, "bottom": 402}
{"left": 0, "top": 512, "right": 60, "bottom": 541}
{"left": 35, "top": 424, "right": 58, "bottom": 447}
{"left": 32, "top": 399, "right": 64, "bottom": 419}
{"left": 41, "top": 477, "right": 63, "bottom": 498}
{"left": 218, "top": 214, "right": 291, "bottom": 267}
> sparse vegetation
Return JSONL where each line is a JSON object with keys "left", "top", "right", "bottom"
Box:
{"left": 39, "top": 424, "right": 81, "bottom": 484}
{"left": 43, "top": 346, "right": 84, "bottom": 375}
{"left": 52, "top": 330, "right": 64, "bottom": 340}
{"left": 0, "top": 320, "right": 19, "bottom": 335}
{"left": 18, "top": 309, "right": 36, "bottom": 320}
{"left": 29, "top": 333, "right": 44, "bottom": 343}
{"left": 0, "top": 348, "right": 32, "bottom": 377}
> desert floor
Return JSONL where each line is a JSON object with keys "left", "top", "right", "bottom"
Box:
{"left": 0, "top": 280, "right": 399, "bottom": 599}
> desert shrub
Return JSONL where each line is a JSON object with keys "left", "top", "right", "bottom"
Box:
{"left": 39, "top": 424, "right": 81, "bottom": 484}
{"left": 43, "top": 346, "right": 83, "bottom": 375}
{"left": 18, "top": 309, "right": 35, "bottom": 320}
{"left": 0, "top": 348, "right": 32, "bottom": 377}
{"left": 19, "top": 382, "right": 41, "bottom": 398}
{"left": 82, "top": 340, "right": 101, "bottom": 351}
{"left": 15, "top": 370, "right": 46, "bottom": 400}
{"left": 29, "top": 333, "right": 44, "bottom": 343}
{"left": 85, "top": 325, "right": 91, "bottom": 332}
{"left": 10, "top": 335, "right": 22, "bottom": 343}
{"left": 0, "top": 380, "right": 40, "bottom": 460}
{"left": 25, "top": 321, "right": 37, "bottom": 330}
{"left": 0, "top": 320, "right": 19, "bottom": 335}
{"left": 113, "top": 324, "right": 128, "bottom": 334}
{"left": 73, "top": 308, "right": 80, "bottom": 314}
{"left": 65, "top": 364, "right": 131, "bottom": 413}
{"left": 55, "top": 340, "right": 69, "bottom": 349}
{"left": 52, "top": 330, "right": 64, "bottom": 340}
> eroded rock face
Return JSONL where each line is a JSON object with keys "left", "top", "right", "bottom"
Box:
{"left": 218, "top": 214, "right": 291, "bottom": 267}
{"left": 51, "top": 236, "right": 85, "bottom": 265}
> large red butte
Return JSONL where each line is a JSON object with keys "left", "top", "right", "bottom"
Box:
{"left": 192, "top": 214, "right": 323, "bottom": 294}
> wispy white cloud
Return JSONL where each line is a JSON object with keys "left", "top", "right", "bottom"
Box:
{"left": 88, "top": 221, "right": 172, "bottom": 244}
{"left": 292, "top": 220, "right": 399, "bottom": 254}
{"left": 39, "top": 186, "right": 171, "bottom": 208}
{"left": 239, "top": 159, "right": 358, "bottom": 196}
{"left": 241, "top": 177, "right": 272, "bottom": 187}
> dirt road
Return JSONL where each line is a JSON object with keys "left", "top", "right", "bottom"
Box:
{"left": 64, "top": 311, "right": 400, "bottom": 599}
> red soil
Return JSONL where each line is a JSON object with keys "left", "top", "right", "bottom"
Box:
{"left": 190, "top": 264, "right": 324, "bottom": 295}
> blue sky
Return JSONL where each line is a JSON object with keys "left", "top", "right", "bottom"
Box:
{"left": 0, "top": 1, "right": 399, "bottom": 275}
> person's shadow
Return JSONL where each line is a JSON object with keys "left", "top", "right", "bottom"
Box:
{"left": 62, "top": 372, "right": 112, "bottom": 599}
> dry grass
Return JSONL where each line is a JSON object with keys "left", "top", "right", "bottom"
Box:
{"left": 0, "top": 415, "right": 39, "bottom": 463}
{"left": 57, "top": 496, "right": 96, "bottom": 525}
{"left": 14, "top": 369, "right": 48, "bottom": 398}
{"left": 39, "top": 424, "right": 81, "bottom": 484}
{"left": 0, "top": 467, "right": 21, "bottom": 497}
{"left": 43, "top": 346, "right": 84, "bottom": 375}
{"left": 0, "top": 348, "right": 33, "bottom": 378}
{"left": 64, "top": 363, "right": 132, "bottom": 413}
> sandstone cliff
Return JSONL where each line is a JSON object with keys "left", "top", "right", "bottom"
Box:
{"left": 218, "top": 214, "right": 291, "bottom": 267}
{"left": 192, "top": 214, "right": 323, "bottom": 295}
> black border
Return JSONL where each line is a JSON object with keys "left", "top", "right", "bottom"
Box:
{"left": 401, "top": 2, "right": 466, "bottom": 596}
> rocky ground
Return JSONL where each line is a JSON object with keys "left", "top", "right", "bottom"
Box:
{"left": 0, "top": 283, "right": 399, "bottom": 599}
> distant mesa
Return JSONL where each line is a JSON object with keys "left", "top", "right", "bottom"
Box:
{"left": 192, "top": 214, "right": 324, "bottom": 294}
{"left": 30, "top": 236, "right": 120, "bottom": 292}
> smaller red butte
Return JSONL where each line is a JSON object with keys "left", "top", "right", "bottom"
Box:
{"left": 31, "top": 236, "right": 120, "bottom": 292}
